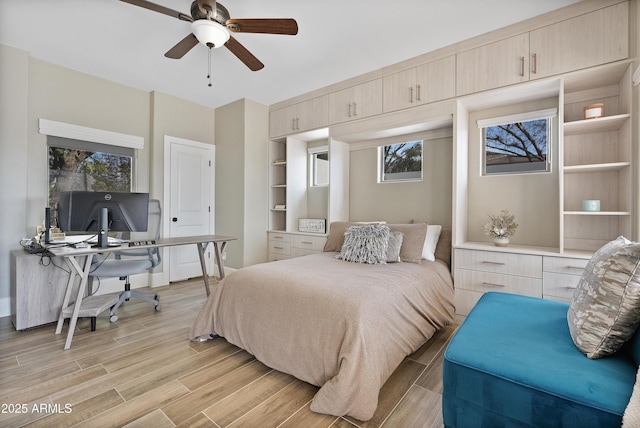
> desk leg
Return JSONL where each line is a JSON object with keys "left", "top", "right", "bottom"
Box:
{"left": 196, "top": 242, "right": 211, "bottom": 296}
{"left": 55, "top": 255, "right": 93, "bottom": 350}
{"left": 213, "top": 241, "right": 227, "bottom": 280}
{"left": 55, "top": 258, "right": 80, "bottom": 335}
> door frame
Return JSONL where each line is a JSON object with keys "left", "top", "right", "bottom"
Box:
{"left": 162, "top": 135, "right": 215, "bottom": 284}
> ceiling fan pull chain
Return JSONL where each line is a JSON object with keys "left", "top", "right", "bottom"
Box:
{"left": 207, "top": 46, "right": 213, "bottom": 87}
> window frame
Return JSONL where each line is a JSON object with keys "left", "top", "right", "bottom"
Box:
{"left": 478, "top": 108, "right": 556, "bottom": 176}
{"left": 308, "top": 146, "right": 329, "bottom": 187}
{"left": 378, "top": 140, "right": 424, "bottom": 183}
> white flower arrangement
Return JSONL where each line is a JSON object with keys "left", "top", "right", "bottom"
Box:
{"left": 483, "top": 210, "right": 518, "bottom": 238}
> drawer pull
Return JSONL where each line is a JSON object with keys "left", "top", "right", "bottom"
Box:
{"left": 482, "top": 261, "right": 506, "bottom": 266}
{"left": 565, "top": 266, "right": 584, "bottom": 271}
{"left": 272, "top": 236, "right": 284, "bottom": 240}
{"left": 273, "top": 246, "right": 284, "bottom": 250}
{"left": 482, "top": 282, "right": 505, "bottom": 288}
{"left": 301, "top": 241, "right": 313, "bottom": 245}
{"left": 564, "top": 285, "right": 578, "bottom": 290}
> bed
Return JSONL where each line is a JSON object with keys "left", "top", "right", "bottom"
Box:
{"left": 190, "top": 222, "right": 455, "bottom": 421}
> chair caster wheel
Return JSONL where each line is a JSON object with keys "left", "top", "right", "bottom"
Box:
{"left": 110, "top": 315, "right": 118, "bottom": 322}
{"left": 155, "top": 304, "right": 162, "bottom": 311}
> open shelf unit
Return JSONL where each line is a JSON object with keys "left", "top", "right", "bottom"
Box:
{"left": 560, "top": 63, "right": 633, "bottom": 252}
{"left": 269, "top": 139, "right": 287, "bottom": 231}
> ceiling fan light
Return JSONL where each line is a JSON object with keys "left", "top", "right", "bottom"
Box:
{"left": 191, "top": 20, "right": 230, "bottom": 48}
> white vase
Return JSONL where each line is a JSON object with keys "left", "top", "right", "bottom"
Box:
{"left": 493, "top": 236, "right": 509, "bottom": 247}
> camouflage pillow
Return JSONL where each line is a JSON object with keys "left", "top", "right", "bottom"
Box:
{"left": 568, "top": 236, "right": 640, "bottom": 359}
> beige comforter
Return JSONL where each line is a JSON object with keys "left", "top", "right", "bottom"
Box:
{"left": 190, "top": 252, "right": 454, "bottom": 421}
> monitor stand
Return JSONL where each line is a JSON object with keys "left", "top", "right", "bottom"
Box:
{"left": 97, "top": 207, "right": 109, "bottom": 248}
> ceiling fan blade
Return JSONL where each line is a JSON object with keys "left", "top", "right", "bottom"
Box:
{"left": 119, "top": 0, "right": 192, "bottom": 22}
{"left": 225, "top": 36, "right": 264, "bottom": 71}
{"left": 226, "top": 18, "right": 298, "bottom": 35}
{"left": 165, "top": 34, "right": 199, "bottom": 59}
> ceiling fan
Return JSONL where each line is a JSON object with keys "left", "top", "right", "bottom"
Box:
{"left": 120, "top": 0, "right": 298, "bottom": 73}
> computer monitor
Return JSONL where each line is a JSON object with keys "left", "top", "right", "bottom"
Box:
{"left": 57, "top": 191, "right": 149, "bottom": 247}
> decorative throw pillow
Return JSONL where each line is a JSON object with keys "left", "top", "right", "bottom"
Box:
{"left": 567, "top": 236, "right": 640, "bottom": 359}
{"left": 386, "top": 231, "right": 404, "bottom": 263}
{"left": 387, "top": 223, "right": 428, "bottom": 263}
{"left": 336, "top": 224, "right": 390, "bottom": 264}
{"left": 323, "top": 221, "right": 386, "bottom": 252}
{"left": 422, "top": 224, "right": 442, "bottom": 261}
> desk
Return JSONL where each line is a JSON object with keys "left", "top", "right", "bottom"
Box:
{"left": 48, "top": 234, "right": 236, "bottom": 350}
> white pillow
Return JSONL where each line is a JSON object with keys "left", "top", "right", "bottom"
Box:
{"left": 422, "top": 225, "right": 442, "bottom": 261}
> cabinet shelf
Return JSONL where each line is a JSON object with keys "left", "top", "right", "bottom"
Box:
{"left": 563, "top": 114, "right": 630, "bottom": 136}
{"left": 563, "top": 162, "right": 630, "bottom": 173}
{"left": 563, "top": 211, "right": 631, "bottom": 216}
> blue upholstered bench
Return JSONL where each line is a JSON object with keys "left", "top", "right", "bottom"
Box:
{"left": 443, "top": 292, "right": 638, "bottom": 428}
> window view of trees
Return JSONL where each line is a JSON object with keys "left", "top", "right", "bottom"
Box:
{"left": 48, "top": 147, "right": 132, "bottom": 208}
{"left": 381, "top": 141, "right": 423, "bottom": 182}
{"left": 484, "top": 118, "right": 549, "bottom": 175}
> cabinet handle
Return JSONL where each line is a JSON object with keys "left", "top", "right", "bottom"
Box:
{"left": 409, "top": 86, "right": 414, "bottom": 103}
{"left": 482, "top": 282, "right": 506, "bottom": 288}
{"left": 531, "top": 53, "right": 537, "bottom": 74}
{"left": 564, "top": 285, "right": 578, "bottom": 290}
{"left": 353, "top": 102, "right": 357, "bottom": 116}
{"left": 295, "top": 118, "right": 299, "bottom": 130}
{"left": 565, "top": 265, "right": 584, "bottom": 271}
{"left": 520, "top": 56, "right": 525, "bottom": 77}
{"left": 301, "top": 241, "right": 313, "bottom": 245}
{"left": 481, "top": 261, "right": 506, "bottom": 266}
{"left": 273, "top": 246, "right": 284, "bottom": 250}
{"left": 291, "top": 118, "right": 296, "bottom": 130}
{"left": 347, "top": 103, "right": 352, "bottom": 117}
{"left": 273, "top": 236, "right": 284, "bottom": 240}
{"left": 416, "top": 84, "right": 421, "bottom": 102}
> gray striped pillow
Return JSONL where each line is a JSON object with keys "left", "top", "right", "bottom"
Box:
{"left": 568, "top": 236, "right": 640, "bottom": 359}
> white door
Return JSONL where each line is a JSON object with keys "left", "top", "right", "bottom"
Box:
{"left": 165, "top": 136, "right": 215, "bottom": 282}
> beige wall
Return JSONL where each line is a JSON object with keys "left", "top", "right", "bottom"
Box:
{"left": 349, "top": 136, "right": 453, "bottom": 226}
{"left": 215, "top": 98, "right": 269, "bottom": 269}
{"left": 0, "top": 44, "right": 223, "bottom": 316}
{"left": 466, "top": 98, "right": 560, "bottom": 247}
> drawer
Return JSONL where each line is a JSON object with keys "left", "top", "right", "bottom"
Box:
{"left": 291, "top": 234, "right": 326, "bottom": 251}
{"left": 268, "top": 232, "right": 292, "bottom": 243}
{"left": 268, "top": 252, "right": 291, "bottom": 262}
{"left": 291, "top": 247, "right": 323, "bottom": 258}
{"left": 543, "top": 272, "right": 580, "bottom": 300}
{"left": 454, "top": 249, "right": 542, "bottom": 278}
{"left": 268, "top": 241, "right": 290, "bottom": 255}
{"left": 543, "top": 256, "right": 588, "bottom": 275}
{"left": 454, "top": 268, "right": 543, "bottom": 297}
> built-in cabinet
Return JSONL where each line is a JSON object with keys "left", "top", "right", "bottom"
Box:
{"left": 383, "top": 56, "right": 456, "bottom": 113}
{"left": 328, "top": 79, "right": 383, "bottom": 125}
{"left": 456, "top": 2, "right": 629, "bottom": 96}
{"left": 269, "top": 95, "right": 329, "bottom": 138}
{"left": 561, "top": 63, "right": 633, "bottom": 252}
{"left": 268, "top": 231, "right": 327, "bottom": 261}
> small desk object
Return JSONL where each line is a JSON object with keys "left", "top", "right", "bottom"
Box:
{"left": 48, "top": 234, "right": 236, "bottom": 350}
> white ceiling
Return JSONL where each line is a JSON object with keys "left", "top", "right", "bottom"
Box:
{"left": 0, "top": 0, "right": 582, "bottom": 109}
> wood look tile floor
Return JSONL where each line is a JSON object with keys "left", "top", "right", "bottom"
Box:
{"left": 0, "top": 278, "right": 456, "bottom": 428}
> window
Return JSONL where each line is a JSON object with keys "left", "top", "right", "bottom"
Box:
{"left": 309, "top": 147, "right": 329, "bottom": 187}
{"left": 379, "top": 140, "right": 423, "bottom": 182}
{"left": 479, "top": 108, "right": 556, "bottom": 176}
{"left": 48, "top": 136, "right": 133, "bottom": 208}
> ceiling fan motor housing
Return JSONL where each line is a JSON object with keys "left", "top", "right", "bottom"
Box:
{"left": 190, "top": 1, "right": 230, "bottom": 24}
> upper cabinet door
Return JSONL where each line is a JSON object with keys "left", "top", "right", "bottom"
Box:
{"left": 456, "top": 33, "right": 530, "bottom": 96}
{"left": 269, "top": 96, "right": 329, "bottom": 138}
{"left": 529, "top": 2, "right": 629, "bottom": 80}
{"left": 415, "top": 55, "right": 456, "bottom": 105}
{"left": 329, "top": 79, "right": 383, "bottom": 125}
{"left": 383, "top": 56, "right": 456, "bottom": 113}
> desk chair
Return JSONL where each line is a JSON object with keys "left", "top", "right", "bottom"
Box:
{"left": 89, "top": 199, "right": 162, "bottom": 322}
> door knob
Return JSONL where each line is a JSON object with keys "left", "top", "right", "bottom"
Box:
{"left": 172, "top": 217, "right": 178, "bottom": 222}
